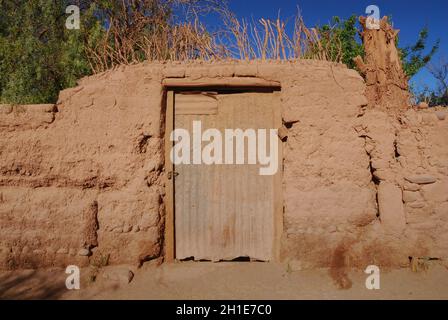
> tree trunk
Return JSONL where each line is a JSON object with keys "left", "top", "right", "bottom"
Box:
{"left": 354, "top": 16, "right": 410, "bottom": 112}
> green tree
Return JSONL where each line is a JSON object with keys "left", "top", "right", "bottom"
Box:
{"left": 0, "top": 0, "right": 180, "bottom": 103}
{"left": 318, "top": 15, "right": 438, "bottom": 77}
{"left": 317, "top": 15, "right": 364, "bottom": 69}
{"left": 0, "top": 0, "right": 97, "bottom": 104}
{"left": 399, "top": 26, "right": 440, "bottom": 78}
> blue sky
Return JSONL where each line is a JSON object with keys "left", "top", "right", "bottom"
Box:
{"left": 203, "top": 0, "right": 448, "bottom": 91}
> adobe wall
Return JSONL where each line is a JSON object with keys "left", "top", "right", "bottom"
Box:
{"left": 284, "top": 105, "right": 448, "bottom": 272}
{"left": 0, "top": 66, "right": 166, "bottom": 269}
{"left": 0, "top": 60, "right": 447, "bottom": 270}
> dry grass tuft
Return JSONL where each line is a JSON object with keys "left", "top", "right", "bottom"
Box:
{"left": 85, "top": 2, "right": 343, "bottom": 73}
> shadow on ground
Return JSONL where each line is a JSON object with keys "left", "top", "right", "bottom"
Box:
{"left": 0, "top": 269, "right": 67, "bottom": 300}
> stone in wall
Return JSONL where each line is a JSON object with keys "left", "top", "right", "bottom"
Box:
{"left": 377, "top": 182, "right": 406, "bottom": 232}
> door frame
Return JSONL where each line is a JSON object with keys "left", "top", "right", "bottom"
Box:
{"left": 163, "top": 87, "right": 283, "bottom": 262}
{"left": 164, "top": 90, "right": 175, "bottom": 262}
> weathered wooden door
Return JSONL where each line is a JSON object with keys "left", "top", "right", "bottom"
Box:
{"left": 172, "top": 91, "right": 281, "bottom": 261}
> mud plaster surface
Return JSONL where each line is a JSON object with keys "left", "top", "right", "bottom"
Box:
{"left": 0, "top": 60, "right": 447, "bottom": 275}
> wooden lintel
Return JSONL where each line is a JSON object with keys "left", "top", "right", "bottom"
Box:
{"left": 162, "top": 77, "right": 281, "bottom": 89}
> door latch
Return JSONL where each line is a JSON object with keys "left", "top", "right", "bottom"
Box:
{"left": 167, "top": 171, "right": 179, "bottom": 180}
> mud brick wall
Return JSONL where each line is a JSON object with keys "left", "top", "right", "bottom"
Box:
{"left": 0, "top": 60, "right": 447, "bottom": 270}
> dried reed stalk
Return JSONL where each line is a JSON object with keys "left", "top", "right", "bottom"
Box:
{"left": 85, "top": 2, "right": 343, "bottom": 74}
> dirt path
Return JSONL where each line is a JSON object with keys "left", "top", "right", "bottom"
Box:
{"left": 1, "top": 261, "right": 448, "bottom": 300}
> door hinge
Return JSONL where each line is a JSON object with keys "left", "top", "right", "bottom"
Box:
{"left": 167, "top": 171, "right": 179, "bottom": 180}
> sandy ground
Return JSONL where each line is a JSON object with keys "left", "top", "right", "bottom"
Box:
{"left": 1, "top": 261, "right": 448, "bottom": 300}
